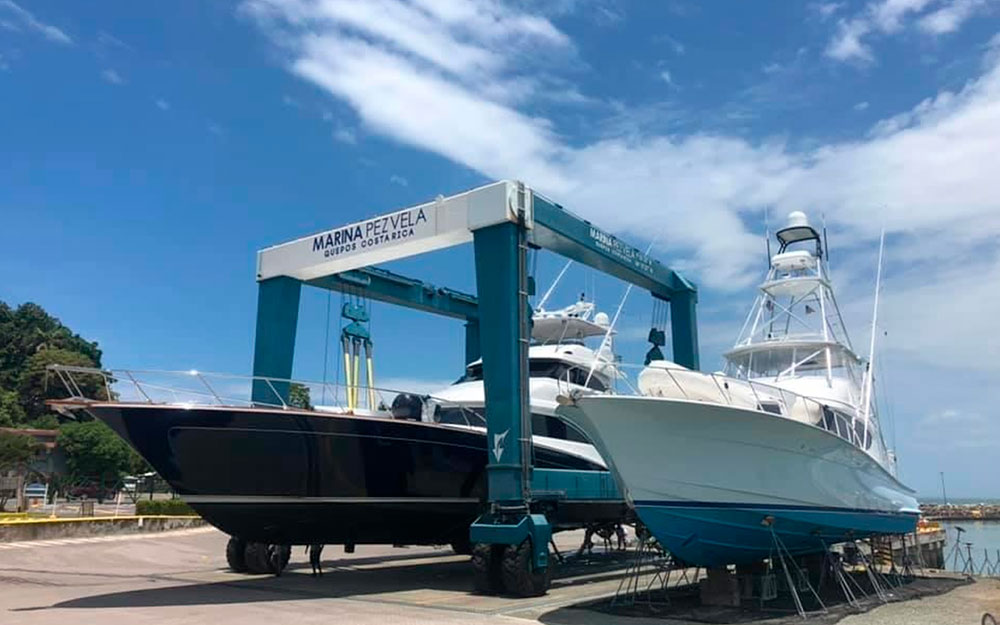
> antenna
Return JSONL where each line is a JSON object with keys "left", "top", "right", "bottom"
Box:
{"left": 861, "top": 229, "right": 885, "bottom": 425}
{"left": 822, "top": 214, "right": 830, "bottom": 262}
{"left": 764, "top": 207, "right": 772, "bottom": 264}
{"left": 584, "top": 237, "right": 657, "bottom": 388}
{"left": 536, "top": 259, "right": 572, "bottom": 311}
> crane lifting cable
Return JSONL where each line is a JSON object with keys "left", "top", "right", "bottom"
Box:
{"left": 645, "top": 298, "right": 668, "bottom": 365}
{"left": 340, "top": 289, "right": 376, "bottom": 412}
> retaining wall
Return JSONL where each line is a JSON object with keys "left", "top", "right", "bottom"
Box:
{"left": 0, "top": 515, "right": 208, "bottom": 542}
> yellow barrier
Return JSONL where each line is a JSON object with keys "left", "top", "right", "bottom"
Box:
{"left": 0, "top": 515, "right": 199, "bottom": 526}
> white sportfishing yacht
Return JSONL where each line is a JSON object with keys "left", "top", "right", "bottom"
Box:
{"left": 428, "top": 298, "right": 616, "bottom": 469}
{"left": 561, "top": 212, "right": 919, "bottom": 567}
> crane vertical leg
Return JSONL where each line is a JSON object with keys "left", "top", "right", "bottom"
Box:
{"left": 468, "top": 219, "right": 551, "bottom": 597}
{"left": 670, "top": 289, "right": 700, "bottom": 370}
{"left": 251, "top": 277, "right": 301, "bottom": 405}
{"left": 465, "top": 320, "right": 481, "bottom": 366}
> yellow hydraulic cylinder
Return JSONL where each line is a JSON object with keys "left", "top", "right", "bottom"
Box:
{"left": 342, "top": 337, "right": 353, "bottom": 411}
{"left": 365, "top": 342, "right": 375, "bottom": 410}
{"left": 352, "top": 343, "right": 361, "bottom": 411}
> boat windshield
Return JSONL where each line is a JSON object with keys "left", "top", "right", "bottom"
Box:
{"left": 724, "top": 344, "right": 860, "bottom": 380}
{"left": 433, "top": 406, "right": 590, "bottom": 444}
{"left": 460, "top": 359, "right": 607, "bottom": 391}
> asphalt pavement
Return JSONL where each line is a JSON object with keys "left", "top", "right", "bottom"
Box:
{"left": 0, "top": 526, "right": 995, "bottom": 625}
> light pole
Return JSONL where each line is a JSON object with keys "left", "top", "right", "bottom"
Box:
{"left": 940, "top": 471, "right": 948, "bottom": 506}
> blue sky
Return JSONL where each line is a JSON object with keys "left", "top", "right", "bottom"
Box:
{"left": 2, "top": 0, "right": 999, "bottom": 499}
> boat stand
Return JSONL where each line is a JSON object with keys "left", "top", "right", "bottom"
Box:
{"left": 765, "top": 521, "right": 827, "bottom": 619}
{"left": 900, "top": 532, "right": 923, "bottom": 578}
{"left": 612, "top": 525, "right": 698, "bottom": 609}
{"left": 817, "top": 538, "right": 863, "bottom": 610}
{"left": 852, "top": 539, "right": 893, "bottom": 602}
{"left": 947, "top": 526, "right": 968, "bottom": 571}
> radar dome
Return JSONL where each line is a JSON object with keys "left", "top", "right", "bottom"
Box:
{"left": 786, "top": 211, "right": 809, "bottom": 228}
{"left": 594, "top": 312, "right": 610, "bottom": 327}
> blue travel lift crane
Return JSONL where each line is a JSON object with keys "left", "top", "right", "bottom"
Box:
{"left": 250, "top": 180, "right": 699, "bottom": 596}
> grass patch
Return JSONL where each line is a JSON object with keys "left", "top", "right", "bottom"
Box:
{"left": 135, "top": 499, "right": 197, "bottom": 516}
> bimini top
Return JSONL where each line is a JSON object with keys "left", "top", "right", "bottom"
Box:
{"left": 531, "top": 300, "right": 611, "bottom": 345}
{"left": 776, "top": 211, "right": 821, "bottom": 248}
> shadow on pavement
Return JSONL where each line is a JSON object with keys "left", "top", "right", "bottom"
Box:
{"left": 40, "top": 555, "right": 473, "bottom": 609}
{"left": 22, "top": 549, "right": 634, "bottom": 612}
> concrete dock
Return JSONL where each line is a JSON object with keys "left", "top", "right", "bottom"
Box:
{"left": 0, "top": 527, "right": 996, "bottom": 625}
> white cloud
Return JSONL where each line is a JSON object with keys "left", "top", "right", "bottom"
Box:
{"left": 389, "top": 174, "right": 409, "bottom": 186}
{"left": 825, "top": 0, "right": 965, "bottom": 62}
{"left": 101, "top": 68, "right": 124, "bottom": 85}
{"left": 0, "top": 0, "right": 72, "bottom": 45}
{"left": 919, "top": 0, "right": 989, "bottom": 34}
{"left": 97, "top": 30, "right": 130, "bottom": 50}
{"left": 659, "top": 70, "right": 674, "bottom": 87}
{"left": 246, "top": 0, "right": 1000, "bottom": 308}
{"left": 333, "top": 124, "right": 357, "bottom": 144}
{"left": 910, "top": 408, "right": 998, "bottom": 450}
{"left": 654, "top": 33, "right": 685, "bottom": 55}
{"left": 155, "top": 98, "right": 170, "bottom": 111}
{"left": 854, "top": 100, "right": 870, "bottom": 110}
{"left": 827, "top": 18, "right": 876, "bottom": 62}
{"left": 814, "top": 2, "right": 845, "bottom": 19}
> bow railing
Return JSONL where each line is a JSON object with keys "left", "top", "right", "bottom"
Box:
{"left": 44, "top": 364, "right": 485, "bottom": 425}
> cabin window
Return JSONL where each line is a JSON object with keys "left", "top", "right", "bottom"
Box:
{"left": 759, "top": 401, "right": 783, "bottom": 415}
{"left": 532, "top": 413, "right": 590, "bottom": 443}
{"left": 434, "top": 406, "right": 486, "bottom": 427}
{"left": 436, "top": 408, "right": 588, "bottom": 443}
{"left": 853, "top": 420, "right": 873, "bottom": 450}
{"left": 821, "top": 406, "right": 857, "bottom": 444}
{"left": 463, "top": 359, "right": 607, "bottom": 391}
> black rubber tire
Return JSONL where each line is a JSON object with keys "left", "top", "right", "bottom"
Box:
{"left": 226, "top": 537, "right": 248, "bottom": 573}
{"left": 244, "top": 542, "right": 271, "bottom": 574}
{"left": 501, "top": 539, "right": 551, "bottom": 597}
{"left": 451, "top": 535, "right": 473, "bottom": 556}
{"left": 471, "top": 543, "right": 504, "bottom": 594}
{"left": 269, "top": 544, "right": 292, "bottom": 576}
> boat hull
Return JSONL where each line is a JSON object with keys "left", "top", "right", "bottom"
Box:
{"left": 562, "top": 396, "right": 919, "bottom": 567}
{"left": 85, "top": 403, "right": 622, "bottom": 545}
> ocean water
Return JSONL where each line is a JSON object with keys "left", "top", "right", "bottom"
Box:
{"left": 938, "top": 520, "right": 1000, "bottom": 573}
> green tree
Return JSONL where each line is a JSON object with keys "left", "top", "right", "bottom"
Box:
{"left": 17, "top": 349, "right": 105, "bottom": 421}
{"left": 0, "top": 430, "right": 39, "bottom": 473}
{"left": 57, "top": 421, "right": 131, "bottom": 483}
{"left": 127, "top": 446, "right": 153, "bottom": 476}
{"left": 0, "top": 430, "right": 40, "bottom": 510}
{"left": 0, "top": 390, "right": 26, "bottom": 427}
{"left": 288, "top": 382, "right": 312, "bottom": 410}
{"left": 0, "top": 302, "right": 102, "bottom": 390}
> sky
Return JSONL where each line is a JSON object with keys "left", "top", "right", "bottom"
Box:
{"left": 1, "top": 0, "right": 998, "bottom": 499}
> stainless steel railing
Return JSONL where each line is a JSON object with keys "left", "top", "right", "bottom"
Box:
{"left": 610, "top": 362, "right": 889, "bottom": 465}
{"left": 44, "top": 364, "right": 486, "bottom": 425}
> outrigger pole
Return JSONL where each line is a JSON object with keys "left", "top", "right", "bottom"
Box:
{"left": 861, "top": 229, "right": 886, "bottom": 432}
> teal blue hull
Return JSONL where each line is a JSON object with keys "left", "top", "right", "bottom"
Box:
{"left": 635, "top": 501, "right": 919, "bottom": 567}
